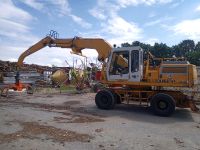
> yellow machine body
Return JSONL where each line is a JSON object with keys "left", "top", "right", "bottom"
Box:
{"left": 17, "top": 32, "right": 199, "bottom": 115}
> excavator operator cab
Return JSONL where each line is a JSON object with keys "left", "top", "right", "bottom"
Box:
{"left": 107, "top": 46, "right": 143, "bottom": 82}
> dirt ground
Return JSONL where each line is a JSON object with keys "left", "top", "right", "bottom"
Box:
{"left": 0, "top": 92, "right": 200, "bottom": 150}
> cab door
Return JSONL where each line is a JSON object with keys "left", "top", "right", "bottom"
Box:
{"left": 129, "top": 49, "right": 143, "bottom": 82}
{"left": 107, "top": 49, "right": 129, "bottom": 81}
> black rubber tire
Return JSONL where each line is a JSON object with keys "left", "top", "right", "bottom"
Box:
{"left": 114, "top": 93, "right": 121, "bottom": 104}
{"left": 150, "top": 93, "right": 175, "bottom": 117}
{"left": 95, "top": 90, "right": 115, "bottom": 109}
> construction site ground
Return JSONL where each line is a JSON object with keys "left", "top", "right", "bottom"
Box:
{"left": 0, "top": 91, "right": 200, "bottom": 150}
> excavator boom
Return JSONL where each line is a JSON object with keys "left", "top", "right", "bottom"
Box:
{"left": 17, "top": 35, "right": 112, "bottom": 67}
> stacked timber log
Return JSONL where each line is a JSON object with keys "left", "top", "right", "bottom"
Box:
{"left": 0, "top": 60, "right": 71, "bottom": 87}
{"left": 3, "top": 71, "right": 42, "bottom": 84}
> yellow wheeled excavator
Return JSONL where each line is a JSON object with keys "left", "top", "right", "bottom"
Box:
{"left": 17, "top": 30, "right": 199, "bottom": 116}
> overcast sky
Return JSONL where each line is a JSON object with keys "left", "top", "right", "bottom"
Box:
{"left": 1, "top": 0, "right": 200, "bottom": 67}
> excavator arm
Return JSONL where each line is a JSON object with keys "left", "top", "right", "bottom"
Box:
{"left": 17, "top": 33, "right": 112, "bottom": 67}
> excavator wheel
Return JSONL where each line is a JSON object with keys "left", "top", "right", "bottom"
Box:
{"left": 150, "top": 93, "right": 175, "bottom": 117}
{"left": 113, "top": 93, "right": 121, "bottom": 104}
{"left": 95, "top": 90, "right": 115, "bottom": 109}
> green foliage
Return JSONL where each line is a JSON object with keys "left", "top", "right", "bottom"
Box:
{"left": 59, "top": 84, "right": 76, "bottom": 92}
{"left": 186, "top": 51, "right": 200, "bottom": 66}
{"left": 121, "top": 39, "right": 200, "bottom": 66}
{"left": 195, "top": 42, "right": 200, "bottom": 51}
{"left": 153, "top": 43, "right": 172, "bottom": 58}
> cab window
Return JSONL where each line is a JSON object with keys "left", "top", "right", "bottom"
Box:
{"left": 131, "top": 50, "right": 139, "bottom": 72}
{"left": 109, "top": 51, "right": 129, "bottom": 75}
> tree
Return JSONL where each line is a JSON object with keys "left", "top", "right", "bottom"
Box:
{"left": 171, "top": 45, "right": 181, "bottom": 57}
{"left": 139, "top": 43, "right": 153, "bottom": 52}
{"left": 121, "top": 42, "right": 131, "bottom": 47}
{"left": 132, "top": 41, "right": 140, "bottom": 46}
{"left": 178, "top": 40, "right": 195, "bottom": 56}
{"left": 195, "top": 42, "right": 200, "bottom": 51}
{"left": 152, "top": 43, "right": 172, "bottom": 58}
{"left": 120, "top": 39, "right": 200, "bottom": 66}
{"left": 186, "top": 51, "right": 200, "bottom": 66}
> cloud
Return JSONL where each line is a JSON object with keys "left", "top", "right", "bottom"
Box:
{"left": 172, "top": 19, "right": 200, "bottom": 40}
{"left": 0, "top": 0, "right": 40, "bottom": 65}
{"left": 89, "top": 0, "right": 120, "bottom": 20}
{"left": 69, "top": 14, "right": 92, "bottom": 29}
{"left": 20, "top": 0, "right": 70, "bottom": 16}
{"left": 19, "top": 47, "right": 74, "bottom": 67}
{"left": 89, "top": 8, "right": 107, "bottom": 20}
{"left": 169, "top": 0, "right": 184, "bottom": 8}
{"left": 88, "top": 0, "right": 113, "bottom": 20}
{"left": 144, "top": 38, "right": 159, "bottom": 45}
{"left": 20, "top": 0, "right": 91, "bottom": 29}
{"left": 20, "top": 0, "right": 44, "bottom": 10}
{"left": 51, "top": 58, "right": 63, "bottom": 65}
{"left": 17, "top": 44, "right": 98, "bottom": 67}
{"left": 88, "top": 0, "right": 176, "bottom": 46}
{"left": 46, "top": 0, "right": 71, "bottom": 16}
{"left": 117, "top": 0, "right": 173, "bottom": 8}
{"left": 88, "top": 0, "right": 142, "bottom": 46}
{"left": 144, "top": 19, "right": 162, "bottom": 27}
{"left": 53, "top": 0, "right": 71, "bottom": 16}
{"left": 0, "top": 18, "right": 30, "bottom": 33}
{"left": 170, "top": 2, "right": 180, "bottom": 8}
{"left": 0, "top": 0, "right": 33, "bottom": 23}
{"left": 144, "top": 16, "right": 174, "bottom": 27}
{"left": 148, "top": 12, "right": 157, "bottom": 18}
{"left": 8, "top": 58, "right": 18, "bottom": 62}
{"left": 82, "top": 49, "right": 98, "bottom": 58}
{"left": 0, "top": 0, "right": 38, "bottom": 44}
{"left": 0, "top": 18, "right": 38, "bottom": 44}
{"left": 0, "top": 45, "right": 25, "bottom": 61}
{"left": 195, "top": 5, "right": 200, "bottom": 12}
{"left": 0, "top": 0, "right": 91, "bottom": 66}
{"left": 101, "top": 15, "right": 142, "bottom": 45}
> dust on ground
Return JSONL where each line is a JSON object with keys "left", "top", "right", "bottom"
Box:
{"left": 0, "top": 121, "right": 92, "bottom": 144}
{"left": 0, "top": 92, "right": 200, "bottom": 150}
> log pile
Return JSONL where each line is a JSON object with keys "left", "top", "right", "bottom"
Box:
{"left": 0, "top": 60, "right": 52, "bottom": 73}
{"left": 0, "top": 60, "right": 72, "bottom": 87}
